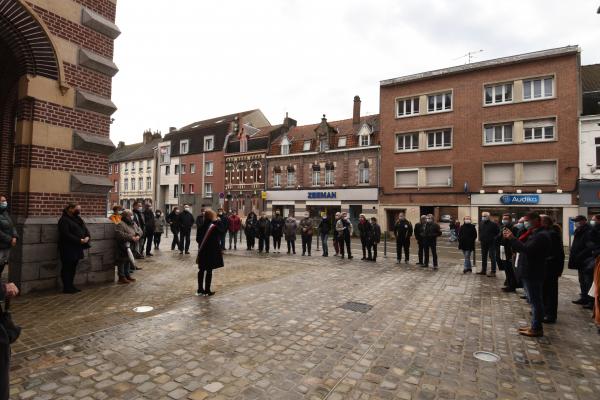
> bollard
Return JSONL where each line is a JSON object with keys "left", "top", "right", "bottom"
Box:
{"left": 383, "top": 231, "right": 387, "bottom": 258}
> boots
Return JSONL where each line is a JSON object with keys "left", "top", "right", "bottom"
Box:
{"left": 118, "top": 277, "right": 130, "bottom": 284}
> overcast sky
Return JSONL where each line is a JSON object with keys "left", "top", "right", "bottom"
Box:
{"left": 110, "top": 0, "right": 600, "bottom": 144}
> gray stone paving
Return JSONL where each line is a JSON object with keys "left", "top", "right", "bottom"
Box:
{"left": 8, "top": 247, "right": 600, "bottom": 399}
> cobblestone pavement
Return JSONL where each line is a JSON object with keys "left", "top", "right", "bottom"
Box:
{"left": 9, "top": 238, "right": 600, "bottom": 400}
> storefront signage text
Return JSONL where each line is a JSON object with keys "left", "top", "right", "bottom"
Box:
{"left": 500, "top": 194, "right": 540, "bottom": 205}
{"left": 307, "top": 191, "right": 337, "bottom": 199}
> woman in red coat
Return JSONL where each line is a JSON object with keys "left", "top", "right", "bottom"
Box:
{"left": 196, "top": 209, "right": 225, "bottom": 296}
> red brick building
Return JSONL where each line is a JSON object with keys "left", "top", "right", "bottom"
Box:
{"left": 266, "top": 97, "right": 380, "bottom": 223}
{"left": 379, "top": 46, "right": 580, "bottom": 238}
{"left": 1, "top": 0, "right": 119, "bottom": 292}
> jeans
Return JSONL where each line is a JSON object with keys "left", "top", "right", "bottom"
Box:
{"left": 320, "top": 233, "right": 328, "bottom": 256}
{"left": 360, "top": 237, "right": 372, "bottom": 259}
{"left": 145, "top": 232, "right": 154, "bottom": 255}
{"left": 522, "top": 278, "right": 544, "bottom": 331}
{"left": 481, "top": 242, "right": 497, "bottom": 273}
{"left": 578, "top": 268, "right": 594, "bottom": 303}
{"left": 287, "top": 239, "right": 296, "bottom": 254}
{"left": 462, "top": 250, "right": 472, "bottom": 270}
{"left": 117, "top": 260, "right": 132, "bottom": 278}
{"left": 302, "top": 235, "right": 312, "bottom": 255}
{"left": 396, "top": 239, "right": 410, "bottom": 261}
{"left": 228, "top": 231, "right": 238, "bottom": 249}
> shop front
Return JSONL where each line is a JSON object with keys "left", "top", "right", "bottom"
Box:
{"left": 471, "top": 192, "right": 577, "bottom": 243}
{"left": 579, "top": 180, "right": 600, "bottom": 218}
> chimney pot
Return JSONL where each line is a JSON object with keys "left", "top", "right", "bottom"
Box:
{"left": 117, "top": 141, "right": 125, "bottom": 148}
{"left": 169, "top": 127, "right": 177, "bottom": 132}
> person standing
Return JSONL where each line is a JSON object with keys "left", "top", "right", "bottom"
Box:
{"left": 569, "top": 215, "right": 600, "bottom": 309}
{"left": 458, "top": 216, "right": 477, "bottom": 273}
{"left": 114, "top": 210, "right": 139, "bottom": 284}
{"left": 504, "top": 212, "right": 551, "bottom": 337}
{"left": 299, "top": 213, "right": 314, "bottom": 256}
{"left": 109, "top": 205, "right": 122, "bottom": 225}
{"left": 393, "top": 212, "right": 413, "bottom": 264}
{"left": 244, "top": 212, "right": 258, "bottom": 250}
{"left": 336, "top": 212, "right": 353, "bottom": 259}
{"left": 318, "top": 214, "right": 330, "bottom": 257}
{"left": 257, "top": 212, "right": 271, "bottom": 253}
{"left": 540, "top": 215, "right": 565, "bottom": 323}
{"left": 0, "top": 196, "right": 18, "bottom": 275}
{"left": 153, "top": 209, "right": 166, "bottom": 250}
{"left": 333, "top": 212, "right": 341, "bottom": 256}
{"left": 132, "top": 202, "right": 146, "bottom": 259}
{"left": 413, "top": 215, "right": 426, "bottom": 266}
{"left": 478, "top": 211, "right": 500, "bottom": 277}
{"left": 370, "top": 217, "right": 381, "bottom": 262}
{"left": 498, "top": 214, "right": 518, "bottom": 292}
{"left": 143, "top": 204, "right": 155, "bottom": 257}
{"left": 167, "top": 206, "right": 181, "bottom": 251}
{"left": 228, "top": 210, "right": 241, "bottom": 250}
{"left": 358, "top": 214, "right": 373, "bottom": 261}
{"left": 284, "top": 215, "right": 298, "bottom": 254}
{"left": 57, "top": 203, "right": 90, "bottom": 294}
{"left": 196, "top": 209, "right": 225, "bottom": 297}
{"left": 216, "top": 208, "right": 228, "bottom": 251}
{"left": 0, "top": 280, "right": 19, "bottom": 400}
{"left": 270, "top": 211, "right": 284, "bottom": 253}
{"left": 423, "top": 214, "right": 441, "bottom": 269}
{"left": 178, "top": 205, "right": 195, "bottom": 254}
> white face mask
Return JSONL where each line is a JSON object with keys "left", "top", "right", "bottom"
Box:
{"left": 464, "top": 219, "right": 471, "bottom": 224}
{"left": 591, "top": 220, "right": 597, "bottom": 226}
{"left": 426, "top": 218, "right": 432, "bottom": 223}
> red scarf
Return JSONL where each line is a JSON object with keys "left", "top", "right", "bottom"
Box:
{"left": 518, "top": 227, "right": 539, "bottom": 242}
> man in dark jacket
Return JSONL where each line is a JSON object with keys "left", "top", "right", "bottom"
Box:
{"left": 569, "top": 215, "right": 599, "bottom": 308}
{"left": 458, "top": 216, "right": 477, "bottom": 273}
{"left": 143, "top": 204, "right": 155, "bottom": 257}
{"left": 167, "top": 207, "right": 181, "bottom": 251}
{"left": 57, "top": 203, "right": 90, "bottom": 293}
{"left": 0, "top": 281, "right": 19, "bottom": 400}
{"left": 414, "top": 215, "right": 426, "bottom": 265}
{"left": 504, "top": 212, "right": 551, "bottom": 337}
{"left": 318, "top": 215, "right": 331, "bottom": 257}
{"left": 393, "top": 212, "right": 413, "bottom": 264}
{"left": 132, "top": 202, "right": 146, "bottom": 258}
{"left": 195, "top": 208, "right": 206, "bottom": 244}
{"left": 257, "top": 212, "right": 271, "bottom": 253}
{"left": 0, "top": 196, "right": 18, "bottom": 275}
{"left": 178, "top": 205, "right": 195, "bottom": 254}
{"left": 478, "top": 211, "right": 500, "bottom": 277}
{"left": 217, "top": 209, "right": 228, "bottom": 250}
{"left": 358, "top": 214, "right": 373, "bottom": 261}
{"left": 244, "top": 212, "right": 258, "bottom": 250}
{"left": 497, "top": 214, "right": 518, "bottom": 291}
{"left": 540, "top": 215, "right": 565, "bottom": 323}
{"left": 370, "top": 217, "right": 381, "bottom": 262}
{"left": 270, "top": 211, "right": 284, "bottom": 253}
{"left": 423, "top": 214, "right": 441, "bottom": 269}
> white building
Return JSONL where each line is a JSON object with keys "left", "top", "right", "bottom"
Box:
{"left": 579, "top": 64, "right": 600, "bottom": 217}
{"left": 156, "top": 137, "right": 180, "bottom": 212}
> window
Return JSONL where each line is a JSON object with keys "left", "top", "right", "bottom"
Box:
{"left": 240, "top": 136, "right": 248, "bottom": 153}
{"left": 427, "top": 129, "right": 452, "bottom": 149}
{"left": 251, "top": 162, "right": 261, "bottom": 182}
{"left": 427, "top": 91, "right": 452, "bottom": 112}
{"left": 179, "top": 139, "right": 189, "bottom": 154}
{"left": 303, "top": 140, "right": 311, "bottom": 151}
{"left": 205, "top": 161, "right": 214, "bottom": 176}
{"left": 425, "top": 166, "right": 451, "bottom": 187}
{"left": 108, "top": 164, "right": 112, "bottom": 174}
{"left": 181, "top": 184, "right": 186, "bottom": 194}
{"left": 523, "top": 77, "right": 554, "bottom": 100}
{"left": 358, "top": 161, "right": 369, "bottom": 184}
{"left": 522, "top": 161, "right": 557, "bottom": 185}
{"left": 359, "top": 133, "right": 370, "bottom": 147}
{"left": 123, "top": 178, "right": 128, "bottom": 191}
{"left": 146, "top": 177, "right": 151, "bottom": 190}
{"left": 484, "top": 123, "right": 513, "bottom": 144}
{"left": 114, "top": 180, "right": 118, "bottom": 193}
{"left": 396, "top": 133, "right": 419, "bottom": 151}
{"left": 160, "top": 146, "right": 170, "bottom": 164}
{"left": 596, "top": 137, "right": 600, "bottom": 168}
{"left": 485, "top": 83, "right": 513, "bottom": 105}
{"left": 483, "top": 163, "right": 515, "bottom": 186}
{"left": 174, "top": 164, "right": 179, "bottom": 175}
{"left": 124, "top": 163, "right": 128, "bottom": 174}
{"left": 146, "top": 160, "right": 151, "bottom": 171}
{"left": 312, "top": 165, "right": 320, "bottom": 186}
{"left": 524, "top": 119, "right": 555, "bottom": 142}
{"left": 189, "top": 184, "right": 195, "bottom": 194}
{"left": 274, "top": 172, "right": 282, "bottom": 187}
{"left": 181, "top": 164, "right": 186, "bottom": 174}
{"left": 204, "top": 136, "right": 214, "bottom": 151}
{"left": 165, "top": 165, "right": 170, "bottom": 175}
{"left": 174, "top": 184, "right": 179, "bottom": 198}
{"left": 131, "top": 178, "right": 136, "bottom": 190}
{"left": 115, "top": 164, "right": 119, "bottom": 173}
{"left": 337, "top": 137, "right": 347, "bottom": 147}
{"left": 396, "top": 97, "right": 420, "bottom": 117}
{"left": 225, "top": 163, "right": 234, "bottom": 182}
{"left": 286, "top": 166, "right": 296, "bottom": 187}
{"left": 204, "top": 183, "right": 213, "bottom": 198}
{"left": 190, "top": 163, "right": 196, "bottom": 174}
{"left": 138, "top": 178, "right": 143, "bottom": 190}
{"left": 281, "top": 137, "right": 290, "bottom": 155}
{"left": 395, "top": 169, "right": 418, "bottom": 187}
{"left": 319, "top": 139, "right": 329, "bottom": 152}
{"left": 237, "top": 163, "right": 246, "bottom": 183}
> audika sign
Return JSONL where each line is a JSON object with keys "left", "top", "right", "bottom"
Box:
{"left": 500, "top": 194, "right": 540, "bottom": 205}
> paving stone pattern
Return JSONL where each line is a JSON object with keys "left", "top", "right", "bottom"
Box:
{"left": 8, "top": 240, "right": 600, "bottom": 399}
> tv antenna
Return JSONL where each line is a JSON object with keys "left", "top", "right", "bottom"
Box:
{"left": 454, "top": 49, "right": 484, "bottom": 64}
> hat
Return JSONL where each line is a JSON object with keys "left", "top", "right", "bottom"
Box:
{"left": 573, "top": 215, "right": 587, "bottom": 222}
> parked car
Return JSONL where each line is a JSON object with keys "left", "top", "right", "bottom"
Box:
{"left": 440, "top": 214, "right": 452, "bottom": 223}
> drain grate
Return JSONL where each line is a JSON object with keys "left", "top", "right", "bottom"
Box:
{"left": 340, "top": 301, "right": 373, "bottom": 313}
{"left": 473, "top": 351, "right": 501, "bottom": 362}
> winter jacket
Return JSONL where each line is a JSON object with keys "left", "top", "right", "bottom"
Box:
{"left": 196, "top": 220, "right": 224, "bottom": 270}
{"left": 284, "top": 218, "right": 298, "bottom": 241}
{"left": 257, "top": 217, "right": 271, "bottom": 238}
{"left": 510, "top": 228, "right": 551, "bottom": 281}
{"left": 179, "top": 210, "right": 195, "bottom": 231}
{"left": 143, "top": 209, "right": 156, "bottom": 234}
{"left": 195, "top": 215, "right": 205, "bottom": 243}
{"left": 218, "top": 213, "right": 229, "bottom": 232}
{"left": 133, "top": 209, "right": 145, "bottom": 232}
{"left": 167, "top": 210, "right": 180, "bottom": 230}
{"left": 545, "top": 226, "right": 565, "bottom": 277}
{"left": 270, "top": 215, "right": 284, "bottom": 238}
{"left": 0, "top": 209, "right": 18, "bottom": 249}
{"left": 114, "top": 219, "right": 138, "bottom": 263}
{"left": 393, "top": 219, "right": 413, "bottom": 242}
{"left": 299, "top": 218, "right": 314, "bottom": 236}
{"left": 372, "top": 223, "right": 382, "bottom": 244}
{"left": 358, "top": 220, "right": 373, "bottom": 242}
{"left": 318, "top": 218, "right": 331, "bottom": 235}
{"left": 414, "top": 222, "right": 425, "bottom": 242}
{"left": 496, "top": 224, "right": 517, "bottom": 261}
{"left": 228, "top": 215, "right": 242, "bottom": 233}
{"left": 154, "top": 214, "right": 166, "bottom": 233}
{"left": 423, "top": 222, "right": 441, "bottom": 241}
{"left": 336, "top": 218, "right": 352, "bottom": 239}
{"left": 244, "top": 215, "right": 258, "bottom": 238}
{"left": 569, "top": 224, "right": 599, "bottom": 270}
{"left": 57, "top": 210, "right": 90, "bottom": 262}
{"left": 458, "top": 223, "right": 477, "bottom": 251}
{"left": 478, "top": 220, "right": 500, "bottom": 244}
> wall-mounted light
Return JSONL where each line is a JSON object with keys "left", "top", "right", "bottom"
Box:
{"left": 516, "top": 189, "right": 522, "bottom": 194}
{"left": 479, "top": 189, "right": 485, "bottom": 194}
{"left": 536, "top": 189, "right": 542, "bottom": 194}
{"left": 556, "top": 189, "right": 563, "bottom": 193}
{"left": 497, "top": 190, "right": 503, "bottom": 194}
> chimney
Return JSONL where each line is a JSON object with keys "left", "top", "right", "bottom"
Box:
{"left": 143, "top": 130, "right": 153, "bottom": 144}
{"left": 169, "top": 126, "right": 177, "bottom": 133}
{"left": 353, "top": 95, "right": 361, "bottom": 127}
{"left": 283, "top": 112, "right": 297, "bottom": 129}
{"left": 117, "top": 141, "right": 125, "bottom": 149}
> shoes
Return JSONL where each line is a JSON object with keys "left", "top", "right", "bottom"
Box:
{"left": 583, "top": 302, "right": 594, "bottom": 310}
{"left": 487, "top": 272, "right": 496, "bottom": 277}
{"left": 302, "top": 253, "right": 305, "bottom": 256}
{"left": 117, "top": 277, "right": 130, "bottom": 284}
{"left": 135, "top": 266, "right": 143, "bottom": 270}
{"left": 405, "top": 260, "right": 409, "bottom": 264}
{"left": 519, "top": 328, "right": 543, "bottom": 337}
{"left": 476, "top": 271, "right": 486, "bottom": 275}
{"left": 421, "top": 264, "right": 429, "bottom": 268}
{"left": 501, "top": 287, "right": 516, "bottom": 292}
{"left": 348, "top": 256, "right": 353, "bottom": 259}
{"left": 371, "top": 258, "right": 377, "bottom": 262}
{"left": 463, "top": 269, "right": 472, "bottom": 274}
{"left": 520, "top": 295, "right": 528, "bottom": 299}
{"left": 206, "top": 291, "right": 216, "bottom": 296}
{"left": 127, "top": 276, "right": 136, "bottom": 282}
{"left": 63, "top": 287, "right": 80, "bottom": 294}
{"left": 361, "top": 257, "right": 366, "bottom": 260}
{"left": 542, "top": 317, "right": 556, "bottom": 324}
{"left": 308, "top": 253, "right": 311, "bottom": 256}
{"left": 293, "top": 251, "right": 296, "bottom": 255}
{"left": 179, "top": 251, "right": 183, "bottom": 254}
{"left": 572, "top": 298, "right": 587, "bottom": 305}
{"left": 146, "top": 253, "right": 153, "bottom": 257}
{"left": 433, "top": 265, "right": 439, "bottom": 270}
{"left": 185, "top": 251, "right": 190, "bottom": 254}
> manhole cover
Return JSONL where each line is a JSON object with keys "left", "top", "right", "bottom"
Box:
{"left": 340, "top": 301, "right": 373, "bottom": 313}
{"left": 133, "top": 306, "right": 154, "bottom": 313}
{"left": 473, "top": 351, "right": 500, "bottom": 362}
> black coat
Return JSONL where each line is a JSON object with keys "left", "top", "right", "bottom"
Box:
{"left": 479, "top": 220, "right": 500, "bottom": 244}
{"left": 57, "top": 210, "right": 90, "bottom": 262}
{"left": 569, "top": 224, "right": 598, "bottom": 270}
{"left": 318, "top": 218, "right": 331, "bottom": 235}
{"left": 393, "top": 220, "right": 413, "bottom": 241}
{"left": 458, "top": 223, "right": 477, "bottom": 251}
{"left": 510, "top": 228, "right": 551, "bottom": 281}
{"left": 496, "top": 224, "right": 517, "bottom": 260}
{"left": 245, "top": 216, "right": 257, "bottom": 238}
{"left": 196, "top": 221, "right": 224, "bottom": 270}
{"left": 545, "top": 227, "right": 565, "bottom": 277}
{"left": 0, "top": 209, "right": 18, "bottom": 249}
{"left": 358, "top": 220, "right": 373, "bottom": 241}
{"left": 271, "top": 216, "right": 284, "bottom": 238}
{"left": 372, "top": 223, "right": 382, "bottom": 244}
{"left": 133, "top": 209, "right": 145, "bottom": 232}
{"left": 143, "top": 209, "right": 156, "bottom": 234}
{"left": 179, "top": 211, "right": 195, "bottom": 231}
{"left": 257, "top": 217, "right": 271, "bottom": 238}
{"left": 195, "top": 215, "right": 205, "bottom": 243}
{"left": 423, "top": 222, "right": 441, "bottom": 241}
{"left": 167, "top": 210, "right": 180, "bottom": 230}
{"left": 414, "top": 222, "right": 425, "bottom": 242}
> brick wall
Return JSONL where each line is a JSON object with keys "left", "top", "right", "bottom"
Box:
{"left": 15, "top": 145, "right": 108, "bottom": 175}
{"left": 11, "top": 192, "right": 106, "bottom": 217}
{"left": 31, "top": 99, "right": 111, "bottom": 136}
{"left": 72, "top": 0, "right": 116, "bottom": 21}
{"left": 64, "top": 62, "right": 112, "bottom": 98}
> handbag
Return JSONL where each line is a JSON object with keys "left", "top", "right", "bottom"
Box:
{"left": 0, "top": 298, "right": 21, "bottom": 344}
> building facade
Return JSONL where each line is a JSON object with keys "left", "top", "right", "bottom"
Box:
{"left": 579, "top": 64, "right": 600, "bottom": 217}
{"left": 1, "top": 0, "right": 119, "bottom": 292}
{"left": 379, "top": 46, "right": 581, "bottom": 241}
{"left": 266, "top": 97, "right": 380, "bottom": 223}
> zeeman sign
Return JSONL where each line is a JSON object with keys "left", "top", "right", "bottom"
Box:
{"left": 307, "top": 191, "right": 337, "bottom": 199}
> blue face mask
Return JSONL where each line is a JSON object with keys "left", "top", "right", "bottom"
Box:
{"left": 516, "top": 223, "right": 524, "bottom": 229}
{"left": 0, "top": 202, "right": 7, "bottom": 209}
{"left": 502, "top": 220, "right": 510, "bottom": 226}
{"left": 524, "top": 221, "right": 532, "bottom": 230}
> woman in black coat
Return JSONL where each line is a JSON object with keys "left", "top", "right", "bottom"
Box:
{"left": 57, "top": 202, "right": 90, "bottom": 293}
{"left": 196, "top": 209, "right": 225, "bottom": 296}
{"left": 458, "top": 216, "right": 477, "bottom": 273}
{"left": 244, "top": 212, "right": 258, "bottom": 250}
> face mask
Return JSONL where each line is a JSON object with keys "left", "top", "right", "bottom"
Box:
{"left": 464, "top": 219, "right": 471, "bottom": 224}
{"left": 117, "top": 210, "right": 123, "bottom": 215}
{"left": 426, "top": 218, "right": 432, "bottom": 223}
{"left": 482, "top": 217, "right": 488, "bottom": 222}
{"left": 0, "top": 202, "right": 7, "bottom": 209}
{"left": 524, "top": 221, "right": 532, "bottom": 230}
{"left": 73, "top": 209, "right": 81, "bottom": 216}
{"left": 502, "top": 220, "right": 510, "bottom": 225}
{"left": 399, "top": 216, "right": 405, "bottom": 220}
{"left": 591, "top": 220, "right": 597, "bottom": 226}
{"left": 515, "top": 222, "right": 524, "bottom": 229}
{"left": 175, "top": 210, "right": 180, "bottom": 214}
{"left": 137, "top": 207, "right": 143, "bottom": 212}
{"left": 185, "top": 208, "right": 190, "bottom": 212}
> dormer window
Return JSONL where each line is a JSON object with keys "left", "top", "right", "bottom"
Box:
{"left": 303, "top": 140, "right": 311, "bottom": 151}
{"left": 281, "top": 137, "right": 290, "bottom": 155}
{"left": 319, "top": 138, "right": 329, "bottom": 152}
{"left": 357, "top": 124, "right": 372, "bottom": 147}
{"left": 180, "top": 139, "right": 189, "bottom": 154}
{"left": 337, "top": 136, "right": 347, "bottom": 147}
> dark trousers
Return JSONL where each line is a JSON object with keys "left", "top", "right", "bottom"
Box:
{"left": 145, "top": 232, "right": 154, "bottom": 255}
{"left": 219, "top": 233, "right": 226, "bottom": 250}
{"left": 501, "top": 260, "right": 518, "bottom": 289}
{"left": 578, "top": 268, "right": 594, "bottom": 302}
{"left": 246, "top": 234, "right": 255, "bottom": 250}
{"left": 339, "top": 236, "right": 352, "bottom": 257}
{"left": 153, "top": 232, "right": 162, "bottom": 248}
{"left": 543, "top": 273, "right": 559, "bottom": 320}
{"left": 228, "top": 231, "right": 238, "bottom": 249}
{"left": 423, "top": 238, "right": 438, "bottom": 267}
{"left": 273, "top": 236, "right": 282, "bottom": 250}
{"left": 171, "top": 228, "right": 180, "bottom": 250}
{"left": 258, "top": 236, "right": 269, "bottom": 252}
{"left": 287, "top": 239, "right": 296, "bottom": 253}
{"left": 0, "top": 341, "right": 9, "bottom": 400}
{"left": 61, "top": 257, "right": 79, "bottom": 290}
{"left": 320, "top": 233, "right": 329, "bottom": 256}
{"left": 416, "top": 239, "right": 424, "bottom": 264}
{"left": 198, "top": 266, "right": 213, "bottom": 293}
{"left": 371, "top": 242, "right": 378, "bottom": 260}
{"left": 302, "top": 235, "right": 312, "bottom": 255}
{"left": 396, "top": 239, "right": 410, "bottom": 261}
{"left": 333, "top": 238, "right": 340, "bottom": 255}
{"left": 523, "top": 278, "right": 544, "bottom": 331}
{"left": 360, "top": 237, "right": 372, "bottom": 259}
{"left": 481, "top": 242, "right": 497, "bottom": 273}
{"left": 179, "top": 229, "right": 191, "bottom": 252}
